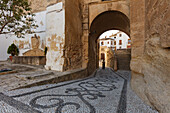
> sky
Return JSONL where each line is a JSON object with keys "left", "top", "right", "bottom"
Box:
{"left": 99, "top": 30, "right": 119, "bottom": 39}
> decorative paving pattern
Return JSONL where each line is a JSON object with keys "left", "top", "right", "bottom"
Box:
{"left": 0, "top": 68, "right": 158, "bottom": 113}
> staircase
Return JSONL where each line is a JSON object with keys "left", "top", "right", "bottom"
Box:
{"left": 115, "top": 49, "right": 131, "bottom": 70}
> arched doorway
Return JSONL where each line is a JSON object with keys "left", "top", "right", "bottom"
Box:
{"left": 88, "top": 10, "right": 130, "bottom": 74}
{"left": 98, "top": 30, "right": 131, "bottom": 70}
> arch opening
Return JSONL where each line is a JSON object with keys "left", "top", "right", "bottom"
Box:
{"left": 88, "top": 10, "right": 130, "bottom": 74}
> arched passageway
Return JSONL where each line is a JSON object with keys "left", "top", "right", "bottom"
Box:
{"left": 88, "top": 11, "right": 130, "bottom": 74}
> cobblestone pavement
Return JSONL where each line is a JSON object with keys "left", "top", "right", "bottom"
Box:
{"left": 0, "top": 68, "right": 158, "bottom": 113}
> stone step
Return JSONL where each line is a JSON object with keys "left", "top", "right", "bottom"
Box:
{"left": 26, "top": 72, "right": 54, "bottom": 79}
{"left": 13, "top": 68, "right": 87, "bottom": 90}
{"left": 15, "top": 71, "right": 55, "bottom": 80}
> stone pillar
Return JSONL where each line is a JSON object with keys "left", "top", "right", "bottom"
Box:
{"left": 130, "top": 0, "right": 146, "bottom": 74}
{"left": 82, "top": 4, "right": 89, "bottom": 69}
{"left": 130, "top": 0, "right": 148, "bottom": 105}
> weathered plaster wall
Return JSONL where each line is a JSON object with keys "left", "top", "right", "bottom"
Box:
{"left": 28, "top": 0, "right": 47, "bottom": 12}
{"left": 28, "top": 0, "right": 63, "bottom": 12}
{"left": 130, "top": 0, "right": 170, "bottom": 112}
{"left": 45, "top": 2, "right": 65, "bottom": 71}
{"left": 64, "top": 0, "right": 83, "bottom": 71}
{"left": 23, "top": 35, "right": 44, "bottom": 56}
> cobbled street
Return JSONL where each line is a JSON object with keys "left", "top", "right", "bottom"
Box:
{"left": 0, "top": 68, "right": 158, "bottom": 113}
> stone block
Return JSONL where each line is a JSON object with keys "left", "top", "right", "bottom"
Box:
{"left": 82, "top": 18, "right": 89, "bottom": 24}
{"left": 83, "top": 23, "right": 89, "bottom": 30}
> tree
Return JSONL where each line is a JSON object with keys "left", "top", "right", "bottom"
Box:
{"left": 7, "top": 43, "right": 19, "bottom": 56}
{"left": 0, "top": 0, "right": 38, "bottom": 38}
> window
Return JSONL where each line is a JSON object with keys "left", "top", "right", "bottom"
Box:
{"left": 111, "top": 41, "right": 113, "bottom": 45}
{"left": 101, "top": 41, "right": 104, "bottom": 45}
{"left": 114, "top": 41, "right": 116, "bottom": 45}
{"left": 108, "top": 41, "right": 109, "bottom": 44}
{"left": 119, "top": 34, "right": 122, "bottom": 37}
{"left": 128, "top": 39, "right": 131, "bottom": 44}
{"left": 127, "top": 45, "right": 131, "bottom": 48}
{"left": 114, "top": 37, "right": 116, "bottom": 39}
{"left": 119, "top": 40, "right": 122, "bottom": 45}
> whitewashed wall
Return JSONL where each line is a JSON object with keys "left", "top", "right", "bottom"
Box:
{"left": 45, "top": 2, "right": 65, "bottom": 71}
{"left": 99, "top": 31, "right": 130, "bottom": 50}
{"left": 0, "top": 11, "right": 46, "bottom": 61}
{"left": 0, "top": 35, "right": 16, "bottom": 61}
{"left": 115, "top": 32, "right": 130, "bottom": 49}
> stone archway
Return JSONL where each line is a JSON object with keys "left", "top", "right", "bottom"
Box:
{"left": 88, "top": 10, "right": 130, "bottom": 74}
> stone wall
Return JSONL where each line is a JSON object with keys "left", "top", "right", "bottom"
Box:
{"left": 64, "top": 0, "right": 83, "bottom": 71}
{"left": 130, "top": 0, "right": 170, "bottom": 112}
{"left": 82, "top": 0, "right": 130, "bottom": 75}
{"left": 45, "top": 0, "right": 83, "bottom": 71}
{"left": 28, "top": 0, "right": 63, "bottom": 13}
{"left": 116, "top": 49, "right": 131, "bottom": 70}
{"left": 105, "top": 48, "right": 114, "bottom": 68}
{"left": 12, "top": 56, "right": 46, "bottom": 65}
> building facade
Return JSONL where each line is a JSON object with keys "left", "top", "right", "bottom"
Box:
{"left": 99, "top": 31, "right": 131, "bottom": 51}
{"left": 98, "top": 31, "right": 131, "bottom": 68}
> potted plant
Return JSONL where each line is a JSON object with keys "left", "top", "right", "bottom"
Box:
{"left": 7, "top": 43, "right": 19, "bottom": 61}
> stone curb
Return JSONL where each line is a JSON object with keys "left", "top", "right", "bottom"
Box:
{"left": 17, "top": 72, "right": 54, "bottom": 80}
{"left": 13, "top": 68, "right": 88, "bottom": 90}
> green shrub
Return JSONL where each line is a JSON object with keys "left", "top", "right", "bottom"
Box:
{"left": 7, "top": 43, "right": 19, "bottom": 56}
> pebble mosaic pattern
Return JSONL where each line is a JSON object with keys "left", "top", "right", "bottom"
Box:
{"left": 0, "top": 68, "right": 158, "bottom": 113}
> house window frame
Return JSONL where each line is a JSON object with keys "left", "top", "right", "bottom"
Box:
{"left": 119, "top": 40, "right": 122, "bottom": 45}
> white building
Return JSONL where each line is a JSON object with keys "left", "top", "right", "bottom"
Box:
{"left": 99, "top": 31, "right": 131, "bottom": 50}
